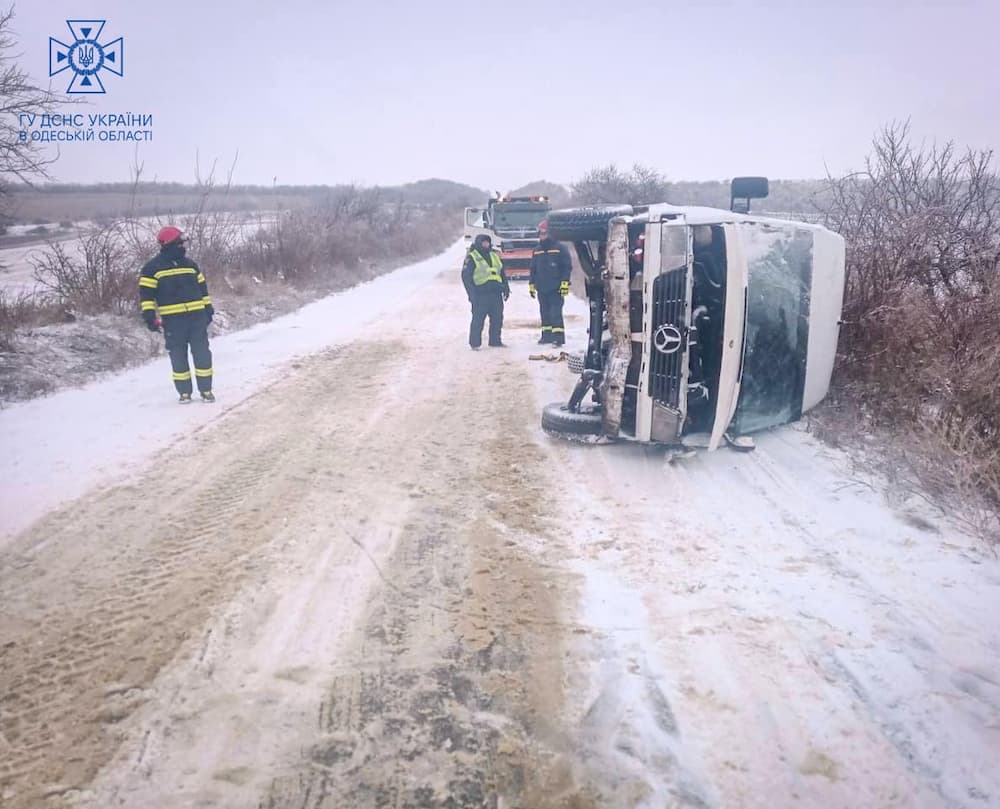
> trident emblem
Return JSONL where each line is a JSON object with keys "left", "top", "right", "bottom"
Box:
{"left": 49, "top": 20, "right": 124, "bottom": 94}
{"left": 77, "top": 44, "right": 95, "bottom": 69}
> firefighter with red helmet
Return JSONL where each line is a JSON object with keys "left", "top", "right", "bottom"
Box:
{"left": 139, "top": 226, "right": 216, "bottom": 403}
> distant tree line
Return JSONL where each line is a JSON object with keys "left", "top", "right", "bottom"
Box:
{"left": 562, "top": 163, "right": 829, "bottom": 214}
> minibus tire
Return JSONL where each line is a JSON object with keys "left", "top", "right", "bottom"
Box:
{"left": 541, "top": 402, "right": 603, "bottom": 435}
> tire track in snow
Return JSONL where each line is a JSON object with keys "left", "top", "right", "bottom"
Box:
{"left": 0, "top": 342, "right": 402, "bottom": 807}
{"left": 261, "top": 368, "right": 588, "bottom": 808}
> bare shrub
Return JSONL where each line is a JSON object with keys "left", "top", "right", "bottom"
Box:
{"left": 901, "top": 418, "right": 1000, "bottom": 542}
{"left": 31, "top": 222, "right": 137, "bottom": 314}
{"left": 114, "top": 153, "right": 249, "bottom": 273}
{"left": 571, "top": 164, "right": 670, "bottom": 205}
{"left": 229, "top": 191, "right": 458, "bottom": 287}
{"left": 22, "top": 167, "right": 461, "bottom": 327}
{"left": 824, "top": 122, "right": 1000, "bottom": 542}
{"left": 0, "top": 288, "right": 39, "bottom": 350}
{"left": 3, "top": 167, "right": 462, "bottom": 405}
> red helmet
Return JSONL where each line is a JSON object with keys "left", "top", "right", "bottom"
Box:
{"left": 157, "top": 226, "right": 183, "bottom": 246}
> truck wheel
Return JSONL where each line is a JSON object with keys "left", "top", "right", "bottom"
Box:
{"left": 546, "top": 205, "right": 634, "bottom": 242}
{"left": 541, "top": 402, "right": 603, "bottom": 436}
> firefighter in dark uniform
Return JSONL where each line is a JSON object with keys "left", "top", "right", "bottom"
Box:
{"left": 528, "top": 220, "right": 572, "bottom": 346}
{"left": 139, "top": 226, "right": 216, "bottom": 403}
{"left": 461, "top": 233, "right": 510, "bottom": 349}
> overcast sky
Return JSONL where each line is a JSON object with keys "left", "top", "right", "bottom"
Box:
{"left": 11, "top": 0, "right": 999, "bottom": 189}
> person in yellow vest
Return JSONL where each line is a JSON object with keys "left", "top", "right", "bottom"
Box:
{"left": 461, "top": 234, "right": 510, "bottom": 349}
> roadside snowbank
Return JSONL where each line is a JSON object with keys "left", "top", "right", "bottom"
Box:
{"left": 0, "top": 240, "right": 467, "bottom": 542}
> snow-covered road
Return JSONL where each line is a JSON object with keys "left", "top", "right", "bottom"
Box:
{"left": 0, "top": 242, "right": 466, "bottom": 542}
{"left": 1, "top": 242, "right": 998, "bottom": 808}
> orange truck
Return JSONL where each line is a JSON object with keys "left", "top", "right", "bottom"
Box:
{"left": 463, "top": 194, "right": 551, "bottom": 280}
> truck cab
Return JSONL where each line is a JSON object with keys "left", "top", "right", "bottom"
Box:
{"left": 464, "top": 195, "right": 551, "bottom": 280}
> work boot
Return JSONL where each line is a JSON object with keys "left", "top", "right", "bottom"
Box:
{"left": 201, "top": 391, "right": 216, "bottom": 403}
{"left": 488, "top": 342, "right": 508, "bottom": 348}
{"left": 178, "top": 393, "right": 193, "bottom": 404}
{"left": 470, "top": 345, "right": 481, "bottom": 351}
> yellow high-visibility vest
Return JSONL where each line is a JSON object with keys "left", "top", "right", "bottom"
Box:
{"left": 469, "top": 249, "right": 503, "bottom": 286}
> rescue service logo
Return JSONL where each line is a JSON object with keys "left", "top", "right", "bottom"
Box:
{"left": 49, "top": 20, "right": 124, "bottom": 94}
{"left": 19, "top": 20, "right": 146, "bottom": 143}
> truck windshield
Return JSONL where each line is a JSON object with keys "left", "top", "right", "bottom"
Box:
{"left": 730, "top": 226, "right": 813, "bottom": 434}
{"left": 492, "top": 207, "right": 548, "bottom": 229}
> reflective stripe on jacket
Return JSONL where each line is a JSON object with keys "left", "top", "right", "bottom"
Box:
{"left": 529, "top": 239, "right": 572, "bottom": 293}
{"left": 139, "top": 249, "right": 211, "bottom": 318}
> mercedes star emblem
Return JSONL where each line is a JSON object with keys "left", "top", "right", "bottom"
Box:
{"left": 653, "top": 324, "right": 683, "bottom": 354}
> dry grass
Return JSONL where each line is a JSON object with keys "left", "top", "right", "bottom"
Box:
{"left": 810, "top": 400, "right": 999, "bottom": 547}
{"left": 0, "top": 288, "right": 65, "bottom": 351}
{"left": 0, "top": 191, "right": 460, "bottom": 403}
{"left": 0, "top": 288, "right": 34, "bottom": 350}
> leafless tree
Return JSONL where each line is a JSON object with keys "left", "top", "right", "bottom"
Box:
{"left": 31, "top": 222, "right": 136, "bottom": 314}
{"left": 0, "top": 7, "right": 74, "bottom": 200}
{"left": 571, "top": 163, "right": 671, "bottom": 205}
{"left": 825, "top": 122, "right": 1000, "bottom": 402}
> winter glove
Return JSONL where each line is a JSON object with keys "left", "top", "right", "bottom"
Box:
{"left": 560, "top": 280, "right": 570, "bottom": 297}
{"left": 528, "top": 282, "right": 537, "bottom": 299}
{"left": 205, "top": 304, "right": 215, "bottom": 324}
{"left": 503, "top": 288, "right": 510, "bottom": 302}
{"left": 143, "top": 313, "right": 161, "bottom": 333}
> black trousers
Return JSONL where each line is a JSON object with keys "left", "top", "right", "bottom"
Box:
{"left": 537, "top": 290, "right": 565, "bottom": 344}
{"left": 469, "top": 289, "right": 503, "bottom": 347}
{"left": 163, "top": 310, "right": 213, "bottom": 394}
